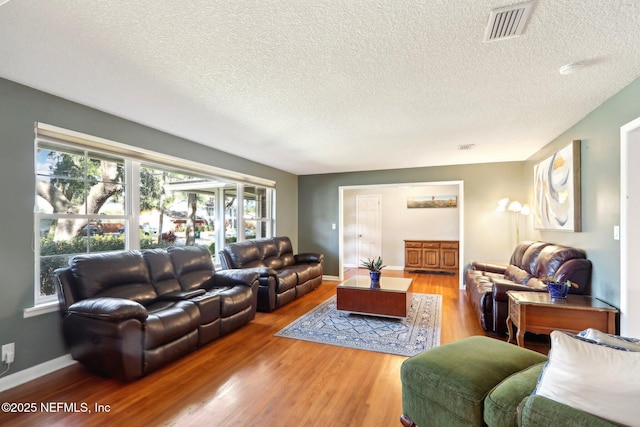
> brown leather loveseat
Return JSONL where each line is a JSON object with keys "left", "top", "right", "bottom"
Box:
{"left": 54, "top": 245, "right": 259, "bottom": 381}
{"left": 465, "top": 241, "right": 592, "bottom": 333}
{"left": 218, "top": 236, "right": 324, "bottom": 312}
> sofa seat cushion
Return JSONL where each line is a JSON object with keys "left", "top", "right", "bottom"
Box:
{"left": 484, "top": 362, "right": 546, "bottom": 427}
{"left": 189, "top": 292, "right": 221, "bottom": 324}
{"left": 401, "top": 336, "right": 548, "bottom": 426}
{"left": 289, "top": 264, "right": 312, "bottom": 284}
{"left": 276, "top": 270, "right": 298, "bottom": 293}
{"left": 211, "top": 286, "right": 253, "bottom": 317}
{"left": 300, "top": 262, "right": 323, "bottom": 278}
{"left": 144, "top": 300, "right": 200, "bottom": 349}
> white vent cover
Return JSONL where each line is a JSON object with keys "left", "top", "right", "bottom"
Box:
{"left": 484, "top": 1, "right": 534, "bottom": 42}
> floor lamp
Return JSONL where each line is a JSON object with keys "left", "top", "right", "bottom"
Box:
{"left": 497, "top": 198, "right": 530, "bottom": 243}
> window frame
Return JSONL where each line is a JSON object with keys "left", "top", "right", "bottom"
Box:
{"left": 33, "top": 123, "right": 276, "bottom": 309}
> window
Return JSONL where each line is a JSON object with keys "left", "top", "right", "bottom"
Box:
{"left": 34, "top": 123, "right": 275, "bottom": 306}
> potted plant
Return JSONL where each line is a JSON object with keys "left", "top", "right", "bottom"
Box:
{"left": 360, "top": 256, "right": 386, "bottom": 284}
{"left": 542, "top": 276, "right": 577, "bottom": 299}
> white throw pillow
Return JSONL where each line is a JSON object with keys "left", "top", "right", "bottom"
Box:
{"left": 578, "top": 328, "right": 640, "bottom": 352}
{"left": 534, "top": 331, "right": 640, "bottom": 426}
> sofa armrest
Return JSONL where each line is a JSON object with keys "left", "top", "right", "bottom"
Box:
{"left": 472, "top": 261, "right": 508, "bottom": 274}
{"left": 295, "top": 252, "right": 324, "bottom": 264}
{"left": 518, "top": 395, "right": 618, "bottom": 427}
{"left": 66, "top": 297, "right": 148, "bottom": 322}
{"left": 213, "top": 270, "right": 261, "bottom": 287}
{"left": 493, "top": 279, "right": 546, "bottom": 303}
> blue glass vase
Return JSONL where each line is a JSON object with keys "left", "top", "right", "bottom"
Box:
{"left": 369, "top": 271, "right": 381, "bottom": 285}
{"left": 548, "top": 281, "right": 569, "bottom": 299}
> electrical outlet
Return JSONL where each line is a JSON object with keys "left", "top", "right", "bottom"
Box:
{"left": 2, "top": 342, "right": 15, "bottom": 365}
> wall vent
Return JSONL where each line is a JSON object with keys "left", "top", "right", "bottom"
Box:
{"left": 484, "top": 1, "right": 534, "bottom": 42}
{"left": 458, "top": 144, "right": 475, "bottom": 151}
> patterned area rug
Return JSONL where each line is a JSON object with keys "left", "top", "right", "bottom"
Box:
{"left": 275, "top": 293, "right": 441, "bottom": 357}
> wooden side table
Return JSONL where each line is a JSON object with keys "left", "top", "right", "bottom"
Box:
{"left": 506, "top": 291, "right": 618, "bottom": 347}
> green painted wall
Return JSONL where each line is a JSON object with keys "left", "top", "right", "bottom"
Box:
{"left": 299, "top": 76, "right": 640, "bottom": 312}
{"left": 0, "top": 78, "right": 298, "bottom": 375}
{"left": 525, "top": 77, "right": 640, "bottom": 307}
{"left": 299, "top": 162, "right": 526, "bottom": 276}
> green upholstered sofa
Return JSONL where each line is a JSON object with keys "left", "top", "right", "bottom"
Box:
{"left": 400, "top": 336, "right": 618, "bottom": 427}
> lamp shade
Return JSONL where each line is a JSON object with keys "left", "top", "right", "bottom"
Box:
{"left": 508, "top": 201, "right": 522, "bottom": 212}
{"left": 496, "top": 197, "right": 510, "bottom": 212}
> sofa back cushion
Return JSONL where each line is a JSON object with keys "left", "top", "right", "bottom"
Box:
{"left": 274, "top": 236, "right": 295, "bottom": 267}
{"left": 534, "top": 245, "right": 586, "bottom": 279}
{"left": 520, "top": 242, "right": 550, "bottom": 275}
{"left": 167, "top": 246, "right": 215, "bottom": 291}
{"left": 257, "top": 239, "right": 284, "bottom": 270}
{"left": 509, "top": 241, "right": 535, "bottom": 267}
{"left": 221, "top": 240, "right": 265, "bottom": 268}
{"left": 70, "top": 251, "right": 157, "bottom": 304}
{"left": 142, "top": 249, "right": 182, "bottom": 296}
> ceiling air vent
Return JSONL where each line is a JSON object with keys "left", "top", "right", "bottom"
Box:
{"left": 484, "top": 1, "right": 534, "bottom": 42}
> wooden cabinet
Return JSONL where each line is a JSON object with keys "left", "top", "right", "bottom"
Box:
{"left": 404, "top": 240, "right": 459, "bottom": 273}
{"left": 440, "top": 241, "right": 459, "bottom": 270}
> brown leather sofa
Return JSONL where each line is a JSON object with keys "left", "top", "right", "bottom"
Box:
{"left": 54, "top": 245, "right": 259, "bottom": 381}
{"left": 465, "top": 241, "right": 592, "bottom": 333}
{"left": 218, "top": 236, "right": 324, "bottom": 312}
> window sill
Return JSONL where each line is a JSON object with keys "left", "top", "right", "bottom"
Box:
{"left": 24, "top": 301, "right": 59, "bottom": 318}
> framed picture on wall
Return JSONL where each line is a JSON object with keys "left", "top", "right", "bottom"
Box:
{"left": 533, "top": 140, "right": 581, "bottom": 231}
{"left": 407, "top": 195, "right": 457, "bottom": 208}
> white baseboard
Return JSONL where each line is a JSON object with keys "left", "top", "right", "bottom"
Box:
{"left": 0, "top": 354, "right": 76, "bottom": 393}
{"left": 322, "top": 275, "right": 340, "bottom": 281}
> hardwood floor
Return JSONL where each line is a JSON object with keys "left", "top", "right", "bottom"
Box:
{"left": 0, "top": 269, "right": 548, "bottom": 426}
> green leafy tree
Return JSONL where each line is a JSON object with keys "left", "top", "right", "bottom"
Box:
{"left": 36, "top": 152, "right": 124, "bottom": 240}
{"left": 140, "top": 167, "right": 163, "bottom": 211}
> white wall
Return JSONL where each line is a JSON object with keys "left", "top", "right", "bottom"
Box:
{"left": 343, "top": 183, "right": 460, "bottom": 268}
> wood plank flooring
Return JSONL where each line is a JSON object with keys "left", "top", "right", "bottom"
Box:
{"left": 0, "top": 269, "right": 548, "bottom": 427}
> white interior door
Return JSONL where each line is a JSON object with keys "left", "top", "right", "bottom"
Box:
{"left": 621, "top": 116, "right": 640, "bottom": 337}
{"left": 356, "top": 194, "right": 382, "bottom": 264}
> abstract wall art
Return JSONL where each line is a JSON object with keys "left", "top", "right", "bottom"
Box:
{"left": 533, "top": 140, "right": 581, "bottom": 231}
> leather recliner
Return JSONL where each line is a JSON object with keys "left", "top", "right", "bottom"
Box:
{"left": 55, "top": 246, "right": 259, "bottom": 381}
{"left": 218, "top": 236, "right": 324, "bottom": 312}
{"left": 465, "top": 241, "right": 592, "bottom": 333}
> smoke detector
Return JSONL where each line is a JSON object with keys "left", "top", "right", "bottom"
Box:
{"left": 484, "top": 1, "right": 534, "bottom": 42}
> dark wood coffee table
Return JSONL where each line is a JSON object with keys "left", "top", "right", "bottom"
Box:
{"left": 336, "top": 275, "right": 413, "bottom": 321}
{"left": 506, "top": 290, "right": 618, "bottom": 347}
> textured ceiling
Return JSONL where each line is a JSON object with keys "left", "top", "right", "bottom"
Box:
{"left": 1, "top": 0, "right": 639, "bottom": 175}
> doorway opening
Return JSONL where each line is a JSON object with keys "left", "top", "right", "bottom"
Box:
{"left": 338, "top": 181, "right": 465, "bottom": 288}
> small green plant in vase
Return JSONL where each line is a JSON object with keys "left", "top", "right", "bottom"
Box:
{"left": 360, "top": 256, "right": 386, "bottom": 285}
